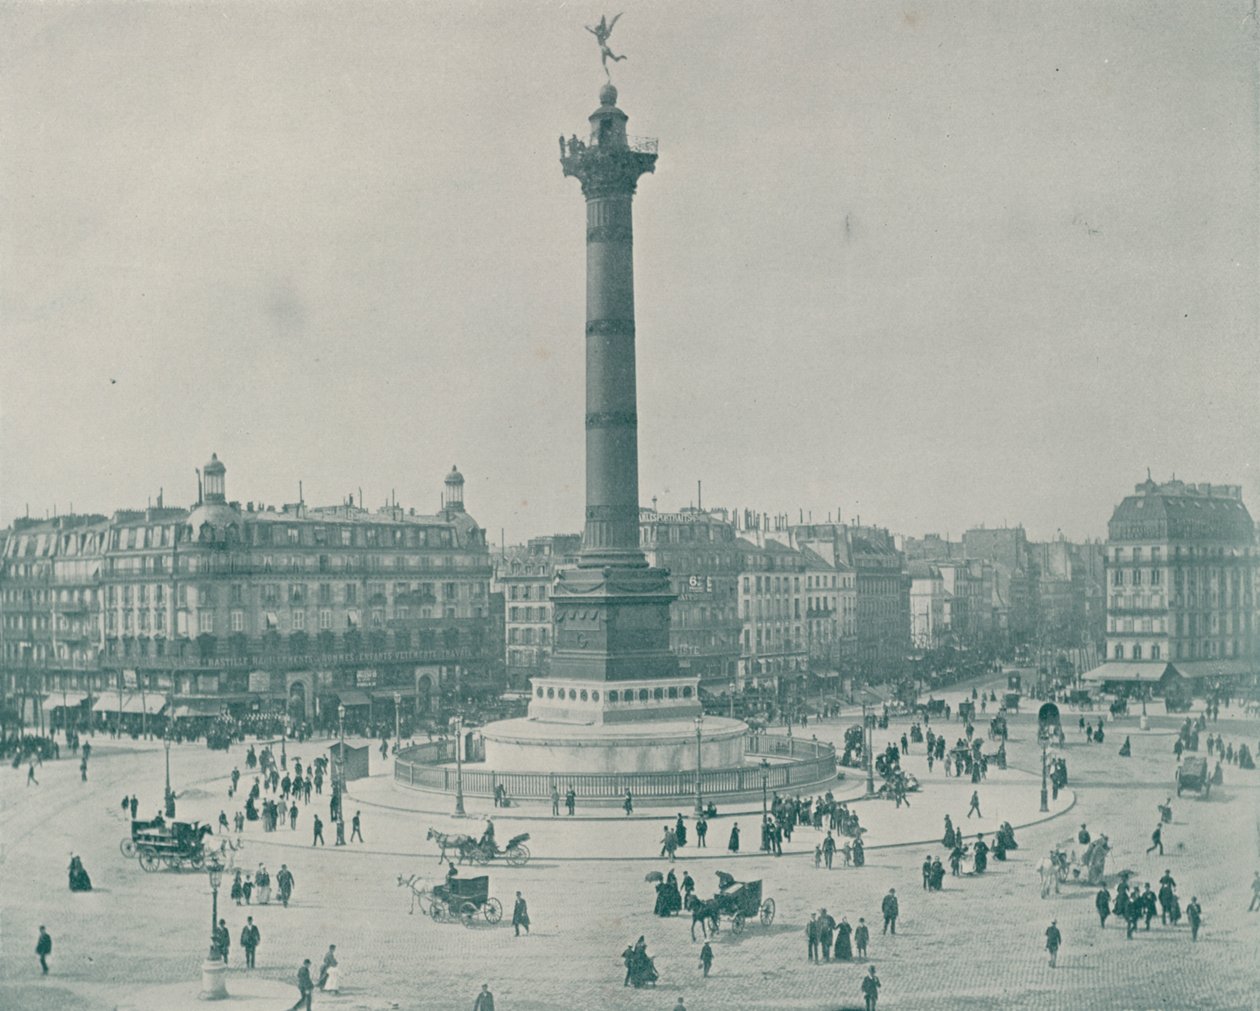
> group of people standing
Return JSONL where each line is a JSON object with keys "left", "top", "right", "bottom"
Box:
{"left": 1096, "top": 871, "right": 1203, "bottom": 942}
{"left": 805, "top": 908, "right": 867, "bottom": 961}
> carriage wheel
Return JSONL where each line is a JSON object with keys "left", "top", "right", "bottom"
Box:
{"left": 506, "top": 844, "right": 530, "bottom": 867}
{"left": 760, "top": 899, "right": 776, "bottom": 926}
{"left": 138, "top": 849, "right": 160, "bottom": 873}
{"left": 731, "top": 911, "right": 746, "bottom": 933}
{"left": 120, "top": 838, "right": 137, "bottom": 858}
{"left": 460, "top": 902, "right": 478, "bottom": 927}
{"left": 429, "top": 900, "right": 447, "bottom": 923}
{"left": 484, "top": 898, "right": 503, "bottom": 923}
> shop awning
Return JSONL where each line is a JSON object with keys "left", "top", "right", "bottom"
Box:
{"left": 332, "top": 690, "right": 371, "bottom": 706}
{"left": 43, "top": 691, "right": 88, "bottom": 708}
{"left": 118, "top": 694, "right": 167, "bottom": 715}
{"left": 172, "top": 698, "right": 226, "bottom": 718}
{"left": 93, "top": 694, "right": 127, "bottom": 713}
{"left": 1081, "top": 662, "right": 1173, "bottom": 684}
{"left": 1170, "top": 660, "right": 1256, "bottom": 680}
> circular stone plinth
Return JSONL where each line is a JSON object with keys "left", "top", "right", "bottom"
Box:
{"left": 482, "top": 714, "right": 747, "bottom": 774}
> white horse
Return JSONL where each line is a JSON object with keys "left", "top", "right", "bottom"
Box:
{"left": 396, "top": 873, "right": 432, "bottom": 915}
{"left": 1036, "top": 854, "right": 1062, "bottom": 898}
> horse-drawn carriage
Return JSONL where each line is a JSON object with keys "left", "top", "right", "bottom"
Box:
{"left": 1002, "top": 692, "right": 1021, "bottom": 713}
{"left": 957, "top": 700, "right": 976, "bottom": 723}
{"left": 689, "top": 874, "right": 775, "bottom": 939}
{"left": 918, "top": 698, "right": 947, "bottom": 719}
{"left": 988, "top": 714, "right": 1009, "bottom": 740}
{"left": 431, "top": 875, "right": 503, "bottom": 927}
{"left": 120, "top": 818, "right": 213, "bottom": 872}
{"left": 1175, "top": 756, "right": 1211, "bottom": 798}
{"left": 426, "top": 827, "right": 531, "bottom": 866}
{"left": 1066, "top": 689, "right": 1093, "bottom": 710}
{"left": 714, "top": 875, "right": 776, "bottom": 933}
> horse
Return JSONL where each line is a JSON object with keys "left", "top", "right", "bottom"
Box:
{"left": 426, "top": 827, "right": 477, "bottom": 864}
{"left": 396, "top": 873, "right": 432, "bottom": 915}
{"left": 1036, "top": 853, "right": 1063, "bottom": 899}
{"left": 687, "top": 894, "right": 721, "bottom": 941}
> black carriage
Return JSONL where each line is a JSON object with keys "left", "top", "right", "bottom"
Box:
{"left": 714, "top": 877, "right": 775, "bottom": 933}
{"left": 1002, "top": 692, "right": 1021, "bottom": 713}
{"left": 1175, "top": 756, "right": 1210, "bottom": 798}
{"left": 430, "top": 875, "right": 503, "bottom": 927}
{"left": 465, "top": 832, "right": 531, "bottom": 867}
{"left": 918, "top": 698, "right": 947, "bottom": 718}
{"left": 122, "top": 818, "right": 212, "bottom": 872}
{"left": 989, "top": 714, "right": 1009, "bottom": 740}
{"left": 1037, "top": 702, "right": 1063, "bottom": 743}
{"left": 957, "top": 700, "right": 976, "bottom": 723}
{"left": 1066, "top": 689, "right": 1093, "bottom": 710}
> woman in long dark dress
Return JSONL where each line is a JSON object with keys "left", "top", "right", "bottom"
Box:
{"left": 68, "top": 855, "right": 92, "bottom": 891}
{"left": 852, "top": 837, "right": 865, "bottom": 867}
{"left": 728, "top": 822, "right": 740, "bottom": 852}
{"left": 835, "top": 916, "right": 853, "bottom": 959}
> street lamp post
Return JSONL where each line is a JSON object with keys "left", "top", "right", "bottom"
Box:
{"left": 693, "top": 715, "right": 704, "bottom": 817}
{"left": 336, "top": 703, "right": 346, "bottom": 794}
{"left": 729, "top": 677, "right": 735, "bottom": 720}
{"left": 164, "top": 713, "right": 175, "bottom": 818}
{"left": 451, "top": 714, "right": 466, "bottom": 816}
{"left": 1040, "top": 743, "right": 1049, "bottom": 813}
{"left": 862, "top": 702, "right": 876, "bottom": 798}
{"left": 759, "top": 758, "right": 770, "bottom": 851}
{"left": 394, "top": 691, "right": 402, "bottom": 754}
{"left": 280, "top": 718, "right": 287, "bottom": 768}
{"left": 199, "top": 858, "right": 227, "bottom": 999}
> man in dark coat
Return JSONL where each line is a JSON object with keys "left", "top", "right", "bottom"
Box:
{"left": 277, "top": 865, "right": 295, "bottom": 907}
{"left": 921, "top": 855, "right": 932, "bottom": 890}
{"left": 287, "top": 959, "right": 313, "bottom": 1011}
{"left": 1142, "top": 884, "right": 1158, "bottom": 930}
{"left": 806, "top": 913, "right": 819, "bottom": 962}
{"left": 818, "top": 908, "right": 835, "bottom": 962}
{"left": 214, "top": 919, "right": 230, "bottom": 964}
{"left": 1187, "top": 896, "right": 1203, "bottom": 941}
{"left": 1045, "top": 920, "right": 1062, "bottom": 967}
{"left": 240, "top": 916, "right": 260, "bottom": 968}
{"left": 695, "top": 815, "right": 707, "bottom": 847}
{"left": 1095, "top": 885, "right": 1111, "bottom": 927}
{"left": 512, "top": 891, "right": 530, "bottom": 936}
{"left": 861, "top": 965, "right": 881, "bottom": 1011}
{"left": 881, "top": 889, "right": 899, "bottom": 935}
{"left": 36, "top": 926, "right": 52, "bottom": 975}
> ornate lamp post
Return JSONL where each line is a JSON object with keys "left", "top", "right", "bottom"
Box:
{"left": 759, "top": 758, "right": 770, "bottom": 851}
{"left": 163, "top": 715, "right": 176, "bottom": 818}
{"left": 451, "top": 714, "right": 466, "bottom": 816}
{"left": 393, "top": 691, "right": 402, "bottom": 754}
{"left": 199, "top": 857, "right": 227, "bottom": 999}
{"left": 1040, "top": 742, "right": 1049, "bottom": 813}
{"left": 693, "top": 715, "right": 704, "bottom": 817}
{"left": 862, "top": 702, "right": 876, "bottom": 798}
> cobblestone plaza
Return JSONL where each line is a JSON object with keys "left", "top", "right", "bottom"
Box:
{"left": 3, "top": 673, "right": 1258, "bottom": 1010}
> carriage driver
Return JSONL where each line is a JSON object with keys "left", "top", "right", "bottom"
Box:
{"left": 480, "top": 818, "right": 497, "bottom": 852}
{"left": 446, "top": 861, "right": 459, "bottom": 886}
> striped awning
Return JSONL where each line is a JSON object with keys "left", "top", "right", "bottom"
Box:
{"left": 1081, "top": 662, "right": 1172, "bottom": 684}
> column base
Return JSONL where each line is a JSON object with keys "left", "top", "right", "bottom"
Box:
{"left": 199, "top": 959, "right": 229, "bottom": 1000}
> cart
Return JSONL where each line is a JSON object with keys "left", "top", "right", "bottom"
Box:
{"left": 429, "top": 875, "right": 503, "bottom": 927}
{"left": 466, "top": 832, "right": 531, "bottom": 867}
{"left": 127, "top": 819, "right": 213, "bottom": 872}
{"left": 1002, "top": 692, "right": 1021, "bottom": 713}
{"left": 1175, "top": 756, "right": 1210, "bottom": 798}
{"left": 714, "top": 878, "right": 775, "bottom": 933}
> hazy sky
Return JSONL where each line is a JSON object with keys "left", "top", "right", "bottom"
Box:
{"left": 3, "top": 2, "right": 1257, "bottom": 543}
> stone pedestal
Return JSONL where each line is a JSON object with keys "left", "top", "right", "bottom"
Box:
{"left": 199, "top": 959, "right": 228, "bottom": 1000}
{"left": 1139, "top": 715, "right": 1150, "bottom": 731}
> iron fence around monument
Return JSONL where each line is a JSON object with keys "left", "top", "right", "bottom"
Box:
{"left": 393, "top": 732, "right": 837, "bottom": 801}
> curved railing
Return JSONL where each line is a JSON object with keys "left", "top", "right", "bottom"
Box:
{"left": 393, "top": 732, "right": 837, "bottom": 801}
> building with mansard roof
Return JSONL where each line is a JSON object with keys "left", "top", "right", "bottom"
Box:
{"left": 0, "top": 454, "right": 497, "bottom": 731}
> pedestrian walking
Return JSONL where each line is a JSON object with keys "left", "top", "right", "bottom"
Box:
{"left": 215, "top": 919, "right": 230, "bottom": 964}
{"left": 317, "top": 944, "right": 338, "bottom": 989}
{"left": 231, "top": 870, "right": 244, "bottom": 905}
{"left": 312, "top": 814, "right": 324, "bottom": 846}
{"left": 350, "top": 810, "right": 364, "bottom": 843}
{"left": 806, "top": 913, "right": 819, "bottom": 962}
{"left": 1147, "top": 824, "right": 1163, "bottom": 855}
{"left": 1095, "top": 885, "right": 1111, "bottom": 928}
{"left": 130, "top": 796, "right": 138, "bottom": 819}
{"left": 35, "top": 926, "right": 52, "bottom": 974}
{"left": 278, "top": 864, "right": 295, "bottom": 907}
{"left": 881, "top": 889, "right": 899, "bottom": 935}
{"left": 565, "top": 786, "right": 576, "bottom": 816}
{"left": 823, "top": 832, "right": 836, "bottom": 870}
{"left": 728, "top": 821, "right": 740, "bottom": 852}
{"left": 241, "top": 917, "right": 260, "bottom": 968}
{"left": 861, "top": 965, "right": 881, "bottom": 1011}
{"left": 623, "top": 789, "right": 633, "bottom": 815}
{"left": 512, "top": 891, "right": 530, "bottom": 936}
{"left": 287, "top": 959, "right": 314, "bottom": 1011}
{"left": 27, "top": 762, "right": 38, "bottom": 786}
{"left": 699, "top": 940, "right": 713, "bottom": 977}
{"left": 967, "top": 790, "right": 981, "bottom": 818}
{"left": 1248, "top": 871, "right": 1260, "bottom": 912}
{"left": 696, "top": 815, "right": 707, "bottom": 847}
{"left": 551, "top": 784, "right": 560, "bottom": 816}
{"left": 1187, "top": 896, "right": 1203, "bottom": 941}
{"left": 818, "top": 908, "right": 835, "bottom": 962}
{"left": 473, "top": 983, "right": 495, "bottom": 1011}
{"left": 855, "top": 918, "right": 870, "bottom": 958}
{"left": 1045, "top": 920, "right": 1062, "bottom": 967}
